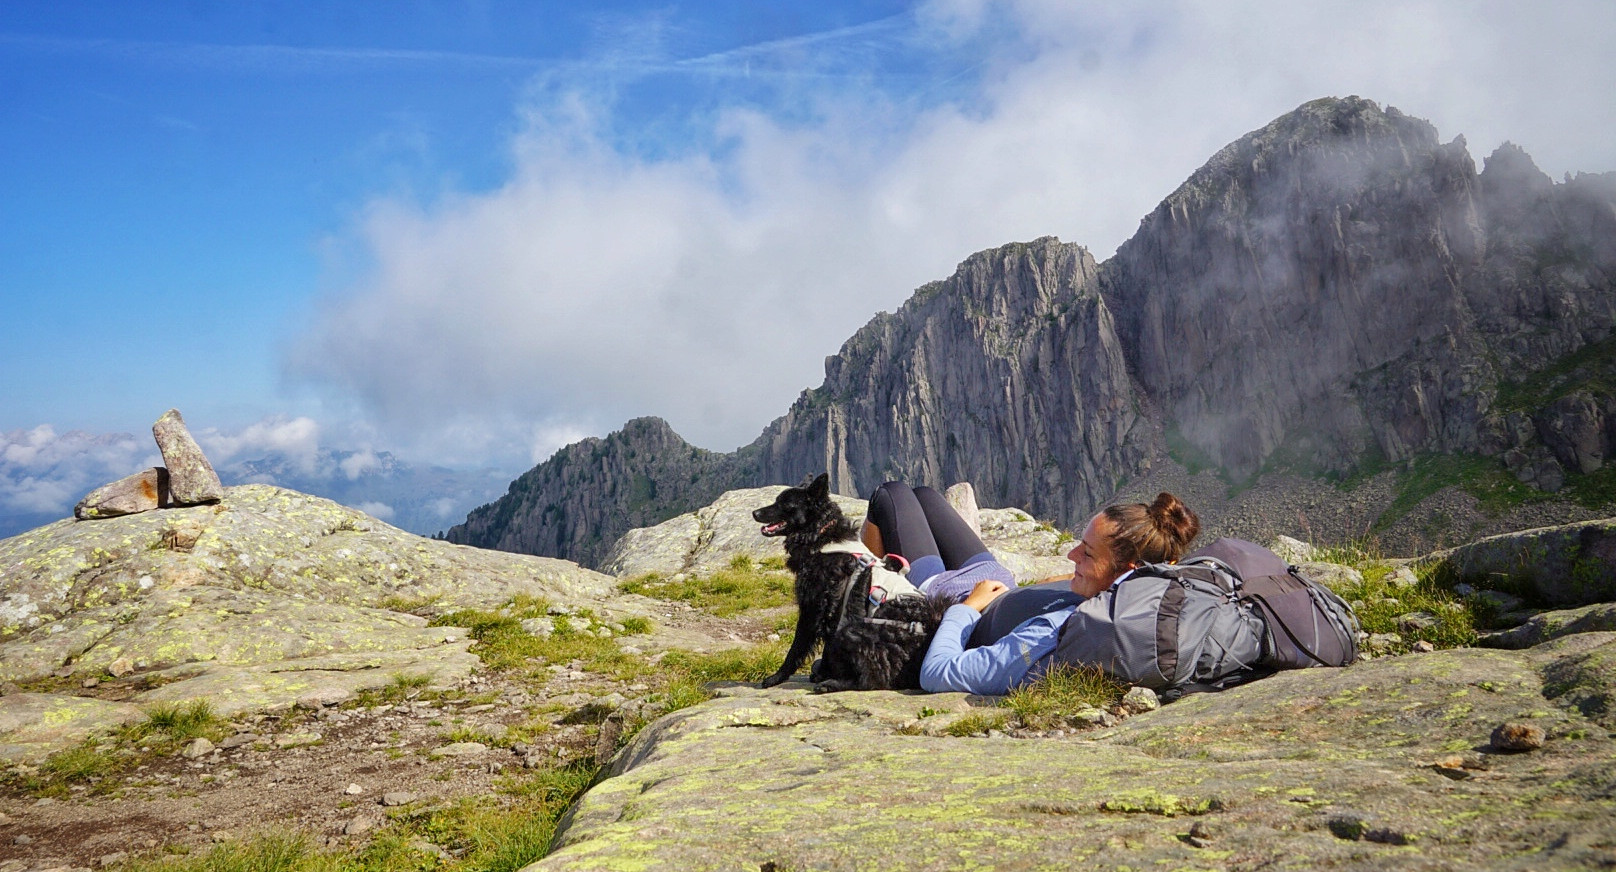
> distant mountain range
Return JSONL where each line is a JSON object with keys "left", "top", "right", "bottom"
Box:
{"left": 223, "top": 449, "right": 513, "bottom": 537}
{"left": 439, "top": 95, "right": 1610, "bottom": 566}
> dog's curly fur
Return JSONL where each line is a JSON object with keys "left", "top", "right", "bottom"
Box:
{"left": 752, "top": 474, "right": 951, "bottom": 692}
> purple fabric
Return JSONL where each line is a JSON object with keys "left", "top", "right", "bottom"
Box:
{"left": 915, "top": 556, "right": 1016, "bottom": 603}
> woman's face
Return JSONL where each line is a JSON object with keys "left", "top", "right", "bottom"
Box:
{"left": 1067, "top": 514, "right": 1125, "bottom": 598}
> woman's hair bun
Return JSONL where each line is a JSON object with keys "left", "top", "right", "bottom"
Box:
{"left": 1148, "top": 492, "right": 1199, "bottom": 550}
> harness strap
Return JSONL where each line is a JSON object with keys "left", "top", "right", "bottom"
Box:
{"left": 860, "top": 617, "right": 930, "bottom": 635}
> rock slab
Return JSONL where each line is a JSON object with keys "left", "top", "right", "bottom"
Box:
{"left": 152, "top": 408, "right": 223, "bottom": 505}
{"left": 529, "top": 637, "right": 1616, "bottom": 871}
{"left": 74, "top": 468, "right": 170, "bottom": 520}
{"left": 1436, "top": 518, "right": 1616, "bottom": 607}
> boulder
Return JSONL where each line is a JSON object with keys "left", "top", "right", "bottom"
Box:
{"left": 1535, "top": 391, "right": 1607, "bottom": 475}
{"left": 530, "top": 638, "right": 1616, "bottom": 871}
{"left": 602, "top": 486, "right": 859, "bottom": 579}
{"left": 152, "top": 409, "right": 224, "bottom": 505}
{"left": 0, "top": 483, "right": 622, "bottom": 758}
{"left": 0, "top": 694, "right": 143, "bottom": 764}
{"left": 1434, "top": 518, "right": 1616, "bottom": 606}
{"left": 73, "top": 468, "right": 170, "bottom": 520}
{"left": 1478, "top": 603, "right": 1616, "bottom": 649}
{"left": 1270, "top": 535, "right": 1320, "bottom": 564}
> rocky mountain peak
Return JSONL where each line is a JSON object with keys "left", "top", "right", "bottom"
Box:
{"left": 452, "top": 97, "right": 1616, "bottom": 568}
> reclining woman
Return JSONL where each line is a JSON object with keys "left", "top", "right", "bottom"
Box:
{"left": 860, "top": 483, "right": 1200, "bottom": 695}
{"left": 859, "top": 481, "right": 1020, "bottom": 604}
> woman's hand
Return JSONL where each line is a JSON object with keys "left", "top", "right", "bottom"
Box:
{"left": 962, "top": 580, "right": 1009, "bottom": 612}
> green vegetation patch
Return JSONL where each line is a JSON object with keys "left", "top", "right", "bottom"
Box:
{"left": 8, "top": 700, "right": 230, "bottom": 798}
{"left": 943, "top": 711, "right": 1010, "bottom": 737}
{"left": 129, "top": 700, "right": 229, "bottom": 749}
{"left": 1373, "top": 453, "right": 1546, "bottom": 532}
{"left": 619, "top": 554, "right": 794, "bottom": 616}
{"left": 1164, "top": 425, "right": 1223, "bottom": 480}
{"left": 1098, "top": 789, "right": 1216, "bottom": 817}
{"left": 1003, "top": 663, "right": 1127, "bottom": 730}
{"left": 428, "top": 605, "right": 642, "bottom": 678}
{"left": 1322, "top": 550, "right": 1489, "bottom": 649}
{"left": 1495, "top": 333, "right": 1616, "bottom": 413}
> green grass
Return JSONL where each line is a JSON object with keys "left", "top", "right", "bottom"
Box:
{"left": 618, "top": 555, "right": 794, "bottom": 617}
{"left": 618, "top": 616, "right": 653, "bottom": 635}
{"left": 1561, "top": 462, "right": 1616, "bottom": 510}
{"left": 657, "top": 639, "right": 791, "bottom": 684}
{"left": 1003, "top": 663, "right": 1128, "bottom": 730}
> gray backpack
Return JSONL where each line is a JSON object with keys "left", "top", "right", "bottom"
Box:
{"left": 1048, "top": 538, "right": 1359, "bottom": 699}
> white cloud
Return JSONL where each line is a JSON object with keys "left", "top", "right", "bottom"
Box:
{"left": 339, "top": 448, "right": 382, "bottom": 480}
{"left": 197, "top": 417, "right": 322, "bottom": 473}
{"left": 289, "top": 0, "right": 1616, "bottom": 460}
{"left": 355, "top": 500, "right": 396, "bottom": 520}
{"left": 0, "top": 426, "right": 157, "bottom": 520}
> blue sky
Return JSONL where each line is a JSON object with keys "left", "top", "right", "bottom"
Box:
{"left": 4, "top": 1, "right": 1616, "bottom": 527}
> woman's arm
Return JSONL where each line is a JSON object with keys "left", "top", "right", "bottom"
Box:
{"left": 920, "top": 605, "right": 1073, "bottom": 695}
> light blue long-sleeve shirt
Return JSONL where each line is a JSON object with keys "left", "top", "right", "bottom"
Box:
{"left": 919, "top": 603, "right": 1078, "bottom": 695}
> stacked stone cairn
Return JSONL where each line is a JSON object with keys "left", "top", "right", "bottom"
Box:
{"left": 73, "top": 409, "right": 225, "bottom": 520}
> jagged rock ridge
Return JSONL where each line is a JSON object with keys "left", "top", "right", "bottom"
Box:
{"left": 451, "top": 96, "right": 1616, "bottom": 567}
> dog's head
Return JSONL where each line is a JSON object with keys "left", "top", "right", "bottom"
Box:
{"left": 753, "top": 473, "right": 838, "bottom": 538}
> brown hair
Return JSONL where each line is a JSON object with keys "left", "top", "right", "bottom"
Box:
{"left": 1102, "top": 492, "right": 1200, "bottom": 569}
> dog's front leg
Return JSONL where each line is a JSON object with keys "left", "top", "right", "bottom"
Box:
{"left": 760, "top": 632, "right": 816, "bottom": 688}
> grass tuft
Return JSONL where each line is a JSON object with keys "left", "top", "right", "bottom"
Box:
{"left": 129, "top": 700, "right": 226, "bottom": 747}
{"left": 944, "top": 712, "right": 1009, "bottom": 737}
{"left": 1003, "top": 663, "right": 1127, "bottom": 730}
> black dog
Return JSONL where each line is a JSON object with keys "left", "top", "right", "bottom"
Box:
{"left": 753, "top": 474, "right": 951, "bottom": 692}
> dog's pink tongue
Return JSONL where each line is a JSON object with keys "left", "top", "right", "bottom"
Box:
{"left": 762, "top": 522, "right": 784, "bottom": 535}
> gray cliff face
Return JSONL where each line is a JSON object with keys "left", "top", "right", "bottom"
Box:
{"left": 447, "top": 417, "right": 744, "bottom": 568}
{"left": 1103, "top": 97, "right": 1616, "bottom": 479}
{"left": 457, "top": 97, "right": 1616, "bottom": 567}
{"left": 744, "top": 238, "right": 1152, "bottom": 526}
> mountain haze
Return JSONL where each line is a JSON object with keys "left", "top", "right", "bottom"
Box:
{"left": 450, "top": 97, "right": 1616, "bottom": 567}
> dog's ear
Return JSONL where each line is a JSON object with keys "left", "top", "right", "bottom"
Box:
{"left": 809, "top": 473, "right": 830, "bottom": 498}
{"left": 796, "top": 474, "right": 818, "bottom": 489}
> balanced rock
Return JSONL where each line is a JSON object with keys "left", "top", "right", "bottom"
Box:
{"left": 152, "top": 409, "right": 223, "bottom": 505}
{"left": 74, "top": 468, "right": 170, "bottom": 520}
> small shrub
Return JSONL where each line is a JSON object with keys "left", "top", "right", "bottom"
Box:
{"left": 504, "top": 594, "right": 553, "bottom": 619}
{"left": 442, "top": 725, "right": 502, "bottom": 746}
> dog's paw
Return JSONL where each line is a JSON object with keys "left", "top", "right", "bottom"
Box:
{"left": 812, "top": 680, "right": 853, "bottom": 694}
{"left": 759, "top": 672, "right": 790, "bottom": 688}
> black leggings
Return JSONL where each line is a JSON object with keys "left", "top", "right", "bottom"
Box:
{"left": 866, "top": 481, "right": 991, "bottom": 584}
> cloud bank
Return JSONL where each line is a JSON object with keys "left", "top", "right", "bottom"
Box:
{"left": 0, "top": 418, "right": 507, "bottom": 539}
{"left": 289, "top": 0, "right": 1616, "bottom": 462}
